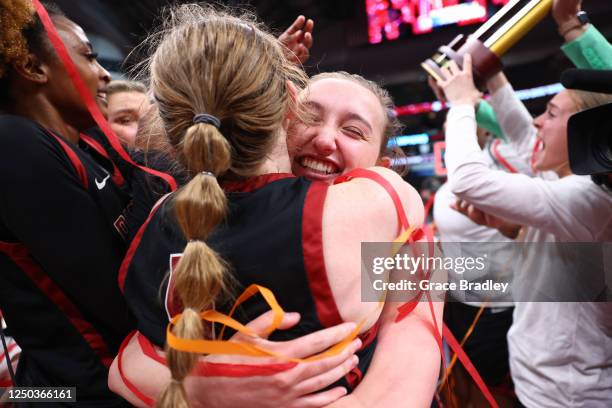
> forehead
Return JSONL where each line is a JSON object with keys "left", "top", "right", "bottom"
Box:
{"left": 549, "top": 90, "right": 576, "bottom": 112}
{"left": 55, "top": 18, "right": 89, "bottom": 49}
{"left": 303, "top": 78, "right": 385, "bottom": 129}
{"left": 108, "top": 91, "right": 149, "bottom": 110}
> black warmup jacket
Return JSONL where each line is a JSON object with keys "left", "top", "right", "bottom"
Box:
{"left": 0, "top": 114, "right": 174, "bottom": 406}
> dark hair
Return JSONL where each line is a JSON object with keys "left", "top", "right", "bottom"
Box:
{"left": 0, "top": 0, "right": 64, "bottom": 109}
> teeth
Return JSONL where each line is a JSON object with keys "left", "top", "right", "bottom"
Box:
{"left": 302, "top": 157, "right": 336, "bottom": 174}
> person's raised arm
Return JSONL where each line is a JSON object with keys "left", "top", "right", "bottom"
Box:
{"left": 485, "top": 72, "right": 537, "bottom": 166}
{"left": 438, "top": 56, "right": 607, "bottom": 241}
{"left": 554, "top": 0, "right": 612, "bottom": 69}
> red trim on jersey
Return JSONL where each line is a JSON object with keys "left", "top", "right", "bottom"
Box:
{"left": 0, "top": 380, "right": 13, "bottom": 387}
{"left": 80, "top": 134, "right": 126, "bottom": 187}
{"left": 118, "top": 196, "right": 167, "bottom": 292}
{"left": 334, "top": 168, "right": 410, "bottom": 233}
{"left": 358, "top": 320, "right": 380, "bottom": 350}
{"left": 222, "top": 173, "right": 294, "bottom": 193}
{"left": 345, "top": 366, "right": 363, "bottom": 390}
{"left": 491, "top": 140, "right": 518, "bottom": 174}
{"left": 47, "top": 131, "right": 88, "bottom": 189}
{"left": 0, "top": 241, "right": 113, "bottom": 367}
{"left": 302, "top": 182, "right": 343, "bottom": 327}
{"left": 118, "top": 331, "right": 155, "bottom": 407}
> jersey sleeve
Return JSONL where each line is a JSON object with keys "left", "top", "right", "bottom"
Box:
{"left": 0, "top": 116, "right": 132, "bottom": 342}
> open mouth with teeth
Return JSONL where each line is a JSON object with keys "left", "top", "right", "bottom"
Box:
{"left": 299, "top": 157, "right": 339, "bottom": 176}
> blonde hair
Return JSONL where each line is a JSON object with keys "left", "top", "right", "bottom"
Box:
{"left": 567, "top": 89, "right": 612, "bottom": 113}
{"left": 309, "top": 71, "right": 406, "bottom": 173}
{"left": 107, "top": 79, "right": 147, "bottom": 96}
{"left": 143, "top": 5, "right": 307, "bottom": 407}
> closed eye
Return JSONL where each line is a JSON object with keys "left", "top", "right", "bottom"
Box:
{"left": 343, "top": 126, "right": 365, "bottom": 139}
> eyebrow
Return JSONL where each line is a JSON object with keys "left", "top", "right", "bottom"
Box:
{"left": 547, "top": 102, "right": 559, "bottom": 110}
{"left": 111, "top": 108, "right": 138, "bottom": 116}
{"left": 303, "top": 100, "right": 373, "bottom": 132}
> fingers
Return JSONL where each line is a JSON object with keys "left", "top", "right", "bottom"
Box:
{"left": 453, "top": 199, "right": 468, "bottom": 214}
{"left": 266, "top": 322, "right": 357, "bottom": 358}
{"left": 293, "top": 387, "right": 347, "bottom": 408}
{"left": 295, "top": 355, "right": 359, "bottom": 396}
{"left": 462, "top": 54, "right": 473, "bottom": 76}
{"left": 447, "top": 59, "right": 460, "bottom": 75}
{"left": 303, "top": 18, "right": 314, "bottom": 35}
{"left": 303, "top": 30, "right": 313, "bottom": 50}
{"left": 291, "top": 337, "right": 361, "bottom": 380}
{"left": 231, "top": 311, "right": 300, "bottom": 341}
{"left": 285, "top": 15, "right": 306, "bottom": 35}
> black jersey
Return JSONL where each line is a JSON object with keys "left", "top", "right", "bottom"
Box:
{"left": 121, "top": 174, "right": 378, "bottom": 392}
{"left": 0, "top": 114, "right": 174, "bottom": 406}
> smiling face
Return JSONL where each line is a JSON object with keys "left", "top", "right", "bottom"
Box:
{"left": 532, "top": 90, "right": 576, "bottom": 175}
{"left": 46, "top": 17, "right": 111, "bottom": 128}
{"left": 287, "top": 78, "right": 386, "bottom": 183}
{"left": 107, "top": 90, "right": 150, "bottom": 146}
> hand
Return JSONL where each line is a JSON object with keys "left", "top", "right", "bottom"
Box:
{"left": 552, "top": 0, "right": 582, "bottom": 26}
{"left": 279, "top": 15, "right": 314, "bottom": 65}
{"left": 436, "top": 54, "right": 482, "bottom": 107}
{"left": 451, "top": 199, "right": 521, "bottom": 239}
{"left": 186, "top": 311, "right": 362, "bottom": 408}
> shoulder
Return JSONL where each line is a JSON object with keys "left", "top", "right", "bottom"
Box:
{"left": 0, "top": 115, "right": 69, "bottom": 172}
{"left": 327, "top": 167, "right": 424, "bottom": 236}
{"left": 0, "top": 115, "right": 47, "bottom": 143}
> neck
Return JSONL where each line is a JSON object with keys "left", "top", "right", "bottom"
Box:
{"left": 256, "top": 131, "right": 292, "bottom": 175}
{"left": 13, "top": 95, "right": 81, "bottom": 144}
{"left": 555, "top": 162, "right": 572, "bottom": 178}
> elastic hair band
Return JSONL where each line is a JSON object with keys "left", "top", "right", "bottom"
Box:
{"left": 193, "top": 113, "right": 221, "bottom": 129}
{"left": 200, "top": 171, "right": 215, "bottom": 178}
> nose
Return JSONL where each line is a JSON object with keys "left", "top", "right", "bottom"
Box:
{"left": 312, "top": 126, "right": 337, "bottom": 156}
{"left": 98, "top": 61, "right": 111, "bottom": 84}
{"left": 533, "top": 113, "right": 544, "bottom": 129}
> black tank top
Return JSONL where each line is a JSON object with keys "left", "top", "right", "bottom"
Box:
{"left": 121, "top": 173, "right": 378, "bottom": 391}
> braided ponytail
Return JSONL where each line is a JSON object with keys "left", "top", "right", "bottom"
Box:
{"left": 142, "top": 5, "right": 309, "bottom": 406}
{"left": 156, "top": 122, "right": 232, "bottom": 407}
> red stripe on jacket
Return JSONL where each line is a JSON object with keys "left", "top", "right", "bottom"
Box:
{"left": 0, "top": 241, "right": 113, "bottom": 367}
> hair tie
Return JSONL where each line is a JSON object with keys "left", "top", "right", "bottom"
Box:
{"left": 193, "top": 113, "right": 221, "bottom": 129}
{"left": 200, "top": 171, "right": 215, "bottom": 178}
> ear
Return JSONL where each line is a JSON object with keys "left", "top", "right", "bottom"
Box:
{"left": 283, "top": 80, "right": 300, "bottom": 128}
{"left": 377, "top": 156, "right": 392, "bottom": 168}
{"left": 12, "top": 53, "right": 51, "bottom": 85}
{"left": 286, "top": 79, "right": 299, "bottom": 103}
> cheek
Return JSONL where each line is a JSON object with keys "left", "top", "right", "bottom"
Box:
{"left": 286, "top": 124, "right": 310, "bottom": 154}
{"left": 344, "top": 144, "right": 380, "bottom": 169}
